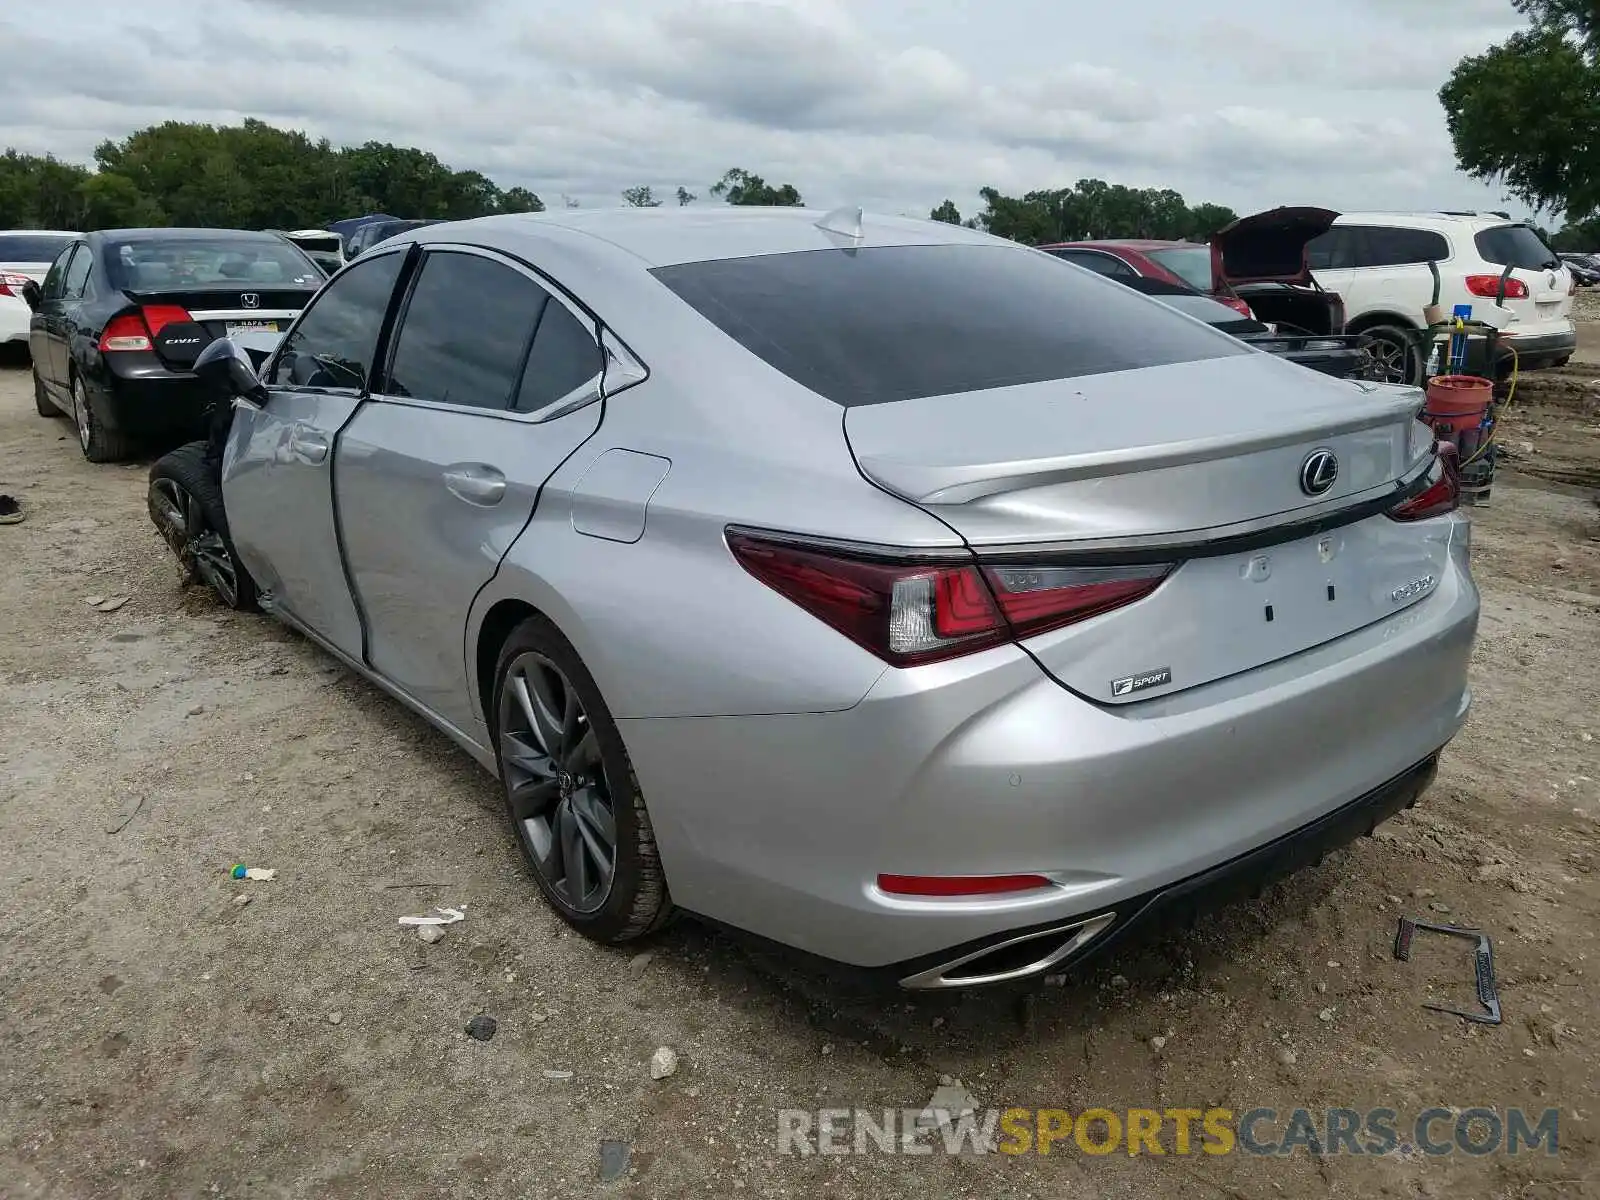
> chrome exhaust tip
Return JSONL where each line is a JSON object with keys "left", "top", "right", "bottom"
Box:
{"left": 897, "top": 912, "right": 1117, "bottom": 990}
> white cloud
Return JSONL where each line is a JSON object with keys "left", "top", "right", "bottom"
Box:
{"left": 0, "top": 0, "right": 1538, "bottom": 222}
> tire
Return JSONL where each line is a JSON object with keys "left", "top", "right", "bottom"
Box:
{"left": 147, "top": 441, "right": 259, "bottom": 611}
{"left": 72, "top": 373, "right": 137, "bottom": 463}
{"left": 1359, "top": 325, "right": 1422, "bottom": 387}
{"left": 32, "top": 368, "right": 58, "bottom": 417}
{"left": 492, "top": 615, "right": 673, "bottom": 943}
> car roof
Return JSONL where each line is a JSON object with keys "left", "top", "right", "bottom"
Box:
{"left": 0, "top": 228, "right": 80, "bottom": 237}
{"left": 418, "top": 207, "right": 997, "bottom": 269}
{"left": 1042, "top": 239, "right": 1202, "bottom": 252}
{"left": 92, "top": 227, "right": 288, "bottom": 243}
{"left": 1334, "top": 211, "right": 1526, "bottom": 229}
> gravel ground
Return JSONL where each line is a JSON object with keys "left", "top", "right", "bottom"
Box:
{"left": 1, "top": 340, "right": 1597, "bottom": 1199}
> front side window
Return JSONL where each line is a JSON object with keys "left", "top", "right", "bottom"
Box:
{"left": 1306, "top": 228, "right": 1361, "bottom": 271}
{"left": 1052, "top": 250, "right": 1138, "bottom": 280}
{"left": 653, "top": 244, "right": 1245, "bottom": 407}
{"left": 266, "top": 250, "right": 406, "bottom": 391}
{"left": 40, "top": 244, "right": 77, "bottom": 300}
{"left": 386, "top": 251, "right": 549, "bottom": 410}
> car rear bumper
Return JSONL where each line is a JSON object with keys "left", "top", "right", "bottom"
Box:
{"left": 90, "top": 353, "right": 210, "bottom": 437}
{"left": 620, "top": 518, "right": 1478, "bottom": 977}
{"left": 1496, "top": 326, "right": 1576, "bottom": 371}
{"left": 0, "top": 299, "right": 29, "bottom": 343}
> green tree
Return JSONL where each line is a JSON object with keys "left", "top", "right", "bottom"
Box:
{"left": 675, "top": 186, "right": 696, "bottom": 206}
{"left": 1440, "top": 4, "right": 1600, "bottom": 218}
{"left": 929, "top": 199, "right": 962, "bottom": 224}
{"left": 78, "top": 171, "right": 165, "bottom": 229}
{"left": 972, "top": 179, "right": 1237, "bottom": 245}
{"left": 710, "top": 168, "right": 803, "bottom": 206}
{"left": 622, "top": 185, "right": 662, "bottom": 207}
{"left": 1551, "top": 215, "right": 1600, "bottom": 250}
{"left": 0, "top": 151, "right": 92, "bottom": 229}
{"left": 498, "top": 186, "right": 545, "bottom": 214}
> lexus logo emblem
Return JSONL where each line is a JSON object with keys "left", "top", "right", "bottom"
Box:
{"left": 240, "top": 293, "right": 260, "bottom": 309}
{"left": 1299, "top": 449, "right": 1339, "bottom": 496}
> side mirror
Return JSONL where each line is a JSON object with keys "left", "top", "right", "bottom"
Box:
{"left": 20, "top": 280, "right": 41, "bottom": 311}
{"left": 193, "top": 337, "right": 267, "bottom": 406}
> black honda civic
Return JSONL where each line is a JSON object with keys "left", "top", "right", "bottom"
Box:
{"left": 23, "top": 228, "right": 324, "bottom": 462}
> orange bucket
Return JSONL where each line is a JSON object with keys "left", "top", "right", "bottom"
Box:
{"left": 1423, "top": 375, "right": 1492, "bottom": 436}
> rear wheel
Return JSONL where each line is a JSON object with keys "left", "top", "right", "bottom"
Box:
{"left": 492, "top": 615, "right": 672, "bottom": 943}
{"left": 147, "top": 442, "right": 258, "bottom": 611}
{"left": 1360, "top": 325, "right": 1422, "bottom": 386}
{"left": 72, "top": 374, "right": 136, "bottom": 463}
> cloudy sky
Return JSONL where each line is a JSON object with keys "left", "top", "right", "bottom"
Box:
{"left": 3, "top": 0, "right": 1534, "bottom": 220}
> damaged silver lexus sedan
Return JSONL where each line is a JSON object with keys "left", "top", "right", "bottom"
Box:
{"left": 153, "top": 207, "right": 1479, "bottom": 988}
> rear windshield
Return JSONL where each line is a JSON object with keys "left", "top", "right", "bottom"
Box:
{"left": 105, "top": 237, "right": 323, "bottom": 291}
{"left": 1145, "top": 245, "right": 1215, "bottom": 291}
{"left": 651, "top": 244, "right": 1245, "bottom": 407}
{"left": 0, "top": 233, "right": 74, "bottom": 263}
{"left": 1474, "top": 224, "right": 1560, "bottom": 271}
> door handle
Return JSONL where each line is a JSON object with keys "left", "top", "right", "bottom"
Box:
{"left": 287, "top": 423, "right": 328, "bottom": 464}
{"left": 443, "top": 464, "right": 507, "bottom": 506}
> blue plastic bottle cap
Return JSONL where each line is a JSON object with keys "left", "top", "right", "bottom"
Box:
{"left": 1452, "top": 303, "right": 1473, "bottom": 319}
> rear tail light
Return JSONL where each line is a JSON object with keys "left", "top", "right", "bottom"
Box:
{"left": 726, "top": 530, "right": 1173, "bottom": 667}
{"left": 0, "top": 272, "right": 30, "bottom": 297}
{"left": 1387, "top": 453, "right": 1460, "bottom": 522}
{"left": 98, "top": 305, "right": 194, "bottom": 352}
{"left": 1220, "top": 295, "right": 1254, "bottom": 319}
{"left": 1465, "top": 274, "right": 1528, "bottom": 300}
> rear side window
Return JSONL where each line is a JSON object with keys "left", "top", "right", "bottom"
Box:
{"left": 62, "top": 246, "right": 92, "bottom": 298}
{"left": 1145, "top": 246, "right": 1215, "bottom": 291}
{"left": 386, "top": 251, "right": 547, "bottom": 409}
{"left": 0, "top": 234, "right": 75, "bottom": 262}
{"left": 515, "top": 301, "right": 603, "bottom": 414}
{"left": 1351, "top": 226, "right": 1450, "bottom": 267}
{"left": 267, "top": 250, "right": 406, "bottom": 391}
{"left": 652, "top": 244, "right": 1245, "bottom": 407}
{"left": 1475, "top": 224, "right": 1560, "bottom": 270}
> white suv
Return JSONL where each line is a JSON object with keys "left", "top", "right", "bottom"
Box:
{"left": 1307, "top": 212, "right": 1575, "bottom": 385}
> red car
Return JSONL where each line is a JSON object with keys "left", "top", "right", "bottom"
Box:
{"left": 1041, "top": 209, "right": 1346, "bottom": 336}
{"left": 1039, "top": 239, "right": 1256, "bottom": 314}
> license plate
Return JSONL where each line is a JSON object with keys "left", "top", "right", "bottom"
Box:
{"left": 226, "top": 320, "right": 278, "bottom": 337}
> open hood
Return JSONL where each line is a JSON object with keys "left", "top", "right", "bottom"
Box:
{"left": 1211, "top": 206, "right": 1339, "bottom": 287}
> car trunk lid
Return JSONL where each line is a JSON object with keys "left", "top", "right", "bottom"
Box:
{"left": 1211, "top": 207, "right": 1340, "bottom": 288}
{"left": 844, "top": 352, "right": 1446, "bottom": 700}
{"left": 121, "top": 286, "right": 314, "bottom": 371}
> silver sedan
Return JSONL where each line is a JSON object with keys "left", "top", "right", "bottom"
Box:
{"left": 148, "top": 207, "right": 1478, "bottom": 989}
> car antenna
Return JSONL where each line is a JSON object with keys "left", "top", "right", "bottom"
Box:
{"left": 815, "top": 206, "right": 864, "bottom": 242}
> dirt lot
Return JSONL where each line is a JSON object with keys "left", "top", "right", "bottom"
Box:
{"left": 1, "top": 332, "right": 1597, "bottom": 1200}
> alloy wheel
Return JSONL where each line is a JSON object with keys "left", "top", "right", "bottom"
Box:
{"left": 1365, "top": 335, "right": 1412, "bottom": 385}
{"left": 498, "top": 651, "right": 617, "bottom": 914}
{"left": 72, "top": 379, "right": 91, "bottom": 451}
{"left": 149, "top": 477, "right": 241, "bottom": 607}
